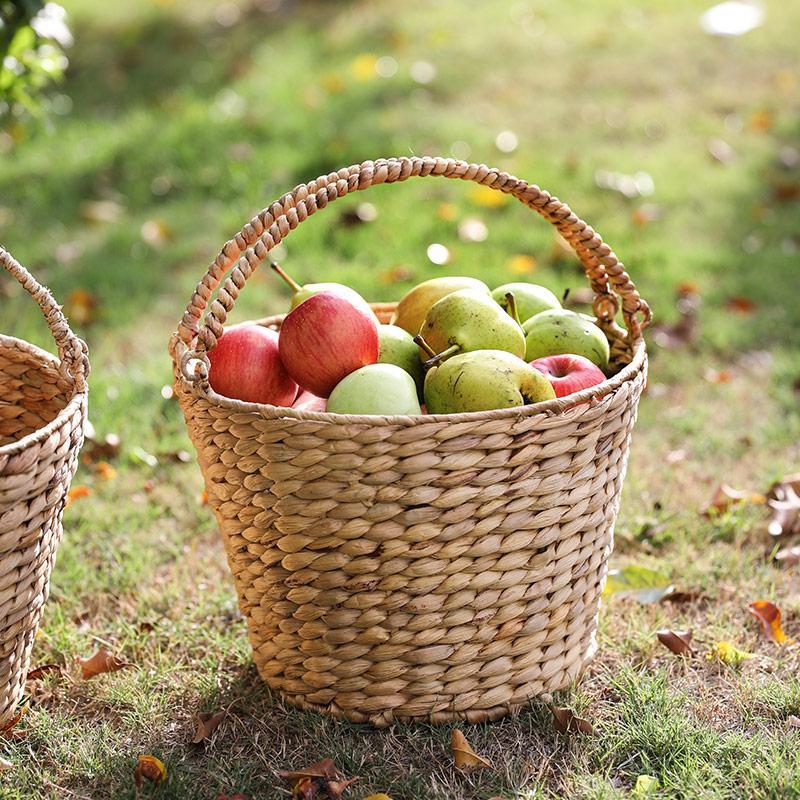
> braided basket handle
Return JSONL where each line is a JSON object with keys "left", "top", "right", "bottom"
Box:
{"left": 175, "top": 157, "right": 651, "bottom": 380}
{"left": 1, "top": 245, "right": 89, "bottom": 391}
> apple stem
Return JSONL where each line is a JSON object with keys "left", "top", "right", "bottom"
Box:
{"left": 422, "top": 343, "right": 461, "bottom": 370}
{"left": 505, "top": 291, "right": 521, "bottom": 326}
{"left": 414, "top": 334, "right": 438, "bottom": 359}
{"left": 270, "top": 260, "right": 302, "bottom": 293}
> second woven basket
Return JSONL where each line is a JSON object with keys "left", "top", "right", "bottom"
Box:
{"left": 170, "top": 157, "right": 650, "bottom": 726}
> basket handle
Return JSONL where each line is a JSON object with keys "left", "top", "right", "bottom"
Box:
{"left": 1, "top": 245, "right": 89, "bottom": 392}
{"left": 174, "top": 157, "right": 651, "bottom": 380}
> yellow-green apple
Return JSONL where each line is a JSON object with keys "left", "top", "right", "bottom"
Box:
{"left": 208, "top": 325, "right": 298, "bottom": 405}
{"left": 377, "top": 324, "right": 424, "bottom": 397}
{"left": 327, "top": 364, "right": 422, "bottom": 415}
{"left": 530, "top": 354, "right": 606, "bottom": 398}
{"left": 491, "top": 282, "right": 561, "bottom": 323}
{"left": 424, "top": 349, "right": 555, "bottom": 413}
{"left": 279, "top": 292, "right": 379, "bottom": 397}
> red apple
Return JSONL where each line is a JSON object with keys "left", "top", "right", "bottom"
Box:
{"left": 530, "top": 353, "right": 606, "bottom": 398}
{"left": 293, "top": 389, "right": 327, "bottom": 412}
{"left": 208, "top": 324, "right": 298, "bottom": 405}
{"left": 279, "top": 291, "right": 380, "bottom": 397}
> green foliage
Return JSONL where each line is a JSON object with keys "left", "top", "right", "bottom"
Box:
{"left": 0, "top": 0, "right": 71, "bottom": 121}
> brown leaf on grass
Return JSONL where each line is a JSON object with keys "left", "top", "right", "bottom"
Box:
{"left": 64, "top": 288, "right": 98, "bottom": 326}
{"left": 278, "top": 759, "right": 357, "bottom": 800}
{"left": 82, "top": 428, "right": 122, "bottom": 463}
{"left": 94, "top": 461, "right": 117, "bottom": 481}
{"left": 767, "top": 474, "right": 800, "bottom": 537}
{"left": 701, "top": 484, "right": 766, "bottom": 517}
{"left": 134, "top": 755, "right": 166, "bottom": 788}
{"left": 547, "top": 704, "right": 595, "bottom": 735}
{"left": 191, "top": 710, "right": 226, "bottom": 744}
{"left": 749, "top": 600, "right": 793, "bottom": 644}
{"left": 66, "top": 485, "right": 92, "bottom": 506}
{"left": 661, "top": 590, "right": 704, "bottom": 605}
{"left": 703, "top": 368, "right": 733, "bottom": 384}
{"left": 724, "top": 296, "right": 757, "bottom": 314}
{"left": 772, "top": 181, "right": 800, "bottom": 203}
{"left": 451, "top": 729, "right": 492, "bottom": 772}
{"left": 651, "top": 284, "right": 700, "bottom": 349}
{"left": 0, "top": 702, "right": 27, "bottom": 737}
{"left": 656, "top": 629, "right": 694, "bottom": 656}
{"left": 27, "top": 664, "right": 60, "bottom": 681}
{"left": 78, "top": 646, "right": 133, "bottom": 679}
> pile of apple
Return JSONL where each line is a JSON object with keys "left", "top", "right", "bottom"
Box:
{"left": 207, "top": 264, "right": 610, "bottom": 415}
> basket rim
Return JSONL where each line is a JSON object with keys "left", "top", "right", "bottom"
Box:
{"left": 0, "top": 333, "right": 87, "bottom": 457}
{"left": 175, "top": 330, "right": 646, "bottom": 427}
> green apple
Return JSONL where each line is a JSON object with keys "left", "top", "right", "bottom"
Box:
{"left": 327, "top": 364, "right": 422, "bottom": 415}
{"left": 391, "top": 276, "right": 490, "bottom": 335}
{"left": 417, "top": 289, "right": 525, "bottom": 363}
{"left": 522, "top": 309, "right": 610, "bottom": 368}
{"left": 377, "top": 324, "right": 424, "bottom": 397}
{"left": 424, "top": 350, "right": 556, "bottom": 413}
{"left": 491, "top": 282, "right": 561, "bottom": 323}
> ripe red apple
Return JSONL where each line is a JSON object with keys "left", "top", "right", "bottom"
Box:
{"left": 278, "top": 291, "right": 380, "bottom": 397}
{"left": 529, "top": 353, "right": 606, "bottom": 398}
{"left": 293, "top": 389, "right": 327, "bottom": 412}
{"left": 208, "top": 324, "right": 298, "bottom": 405}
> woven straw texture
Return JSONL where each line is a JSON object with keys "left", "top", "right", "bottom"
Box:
{"left": 170, "top": 157, "right": 650, "bottom": 725}
{"left": 0, "top": 246, "right": 88, "bottom": 726}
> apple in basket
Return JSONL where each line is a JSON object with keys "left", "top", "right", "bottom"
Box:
{"left": 279, "top": 291, "right": 380, "bottom": 397}
{"left": 208, "top": 324, "right": 298, "bottom": 406}
{"left": 530, "top": 354, "right": 606, "bottom": 398}
{"left": 293, "top": 389, "right": 327, "bottom": 412}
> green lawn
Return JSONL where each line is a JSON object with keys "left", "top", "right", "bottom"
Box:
{"left": 1, "top": 0, "right": 799, "bottom": 797}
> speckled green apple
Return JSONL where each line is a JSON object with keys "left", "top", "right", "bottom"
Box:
{"left": 522, "top": 309, "right": 610, "bottom": 368}
{"left": 418, "top": 289, "right": 525, "bottom": 362}
{"left": 424, "top": 350, "right": 556, "bottom": 414}
{"left": 327, "top": 364, "right": 422, "bottom": 415}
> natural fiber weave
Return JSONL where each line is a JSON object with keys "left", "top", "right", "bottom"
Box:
{"left": 0, "top": 246, "right": 88, "bottom": 726}
{"left": 170, "top": 157, "right": 650, "bottom": 725}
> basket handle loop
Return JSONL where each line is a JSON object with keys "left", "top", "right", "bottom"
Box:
{"left": 174, "top": 157, "right": 651, "bottom": 380}
{"left": 1, "top": 245, "right": 89, "bottom": 392}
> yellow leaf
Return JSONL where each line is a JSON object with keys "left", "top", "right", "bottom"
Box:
{"left": 451, "top": 729, "right": 492, "bottom": 772}
{"left": 362, "top": 795, "right": 393, "bottom": 800}
{"left": 749, "top": 600, "right": 793, "bottom": 644}
{"left": 633, "top": 775, "right": 659, "bottom": 797}
{"left": 707, "top": 641, "right": 755, "bottom": 665}
{"left": 321, "top": 73, "right": 345, "bottom": 94}
{"left": 507, "top": 254, "right": 537, "bottom": 274}
{"left": 350, "top": 53, "right": 378, "bottom": 81}
{"left": 64, "top": 289, "right": 98, "bottom": 325}
{"left": 134, "top": 755, "right": 166, "bottom": 788}
{"left": 468, "top": 185, "right": 507, "bottom": 208}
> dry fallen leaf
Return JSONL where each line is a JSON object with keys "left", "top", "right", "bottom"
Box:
{"left": 662, "top": 590, "right": 704, "bottom": 605}
{"left": 66, "top": 485, "right": 92, "bottom": 506}
{"left": 64, "top": 288, "right": 98, "bottom": 326}
{"left": 702, "top": 483, "right": 765, "bottom": 516}
{"left": 767, "top": 475, "right": 800, "bottom": 537}
{"left": 192, "top": 710, "right": 226, "bottom": 744}
{"left": 749, "top": 600, "right": 793, "bottom": 644}
{"left": 725, "top": 296, "right": 757, "bottom": 313}
{"left": 548, "top": 704, "right": 595, "bottom": 735}
{"left": 707, "top": 641, "right": 755, "bottom": 666}
{"left": 82, "top": 429, "right": 122, "bottom": 463}
{"left": 27, "top": 664, "right": 61, "bottom": 681}
{"left": 656, "top": 629, "right": 694, "bottom": 656}
{"left": 78, "top": 646, "right": 133, "bottom": 679}
{"left": 198, "top": 490, "right": 209, "bottom": 506}
{"left": 278, "top": 758, "right": 357, "bottom": 800}
{"left": 134, "top": 755, "right": 166, "bottom": 789}
{"left": 94, "top": 461, "right": 118, "bottom": 481}
{"left": 451, "top": 729, "right": 492, "bottom": 772}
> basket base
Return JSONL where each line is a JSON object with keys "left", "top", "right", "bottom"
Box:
{"left": 256, "top": 637, "right": 597, "bottom": 727}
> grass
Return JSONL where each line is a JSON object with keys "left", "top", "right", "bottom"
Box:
{"left": 1, "top": 0, "right": 799, "bottom": 797}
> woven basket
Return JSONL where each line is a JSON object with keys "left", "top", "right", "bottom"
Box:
{"left": 0, "top": 246, "right": 89, "bottom": 726}
{"left": 170, "top": 157, "right": 651, "bottom": 726}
